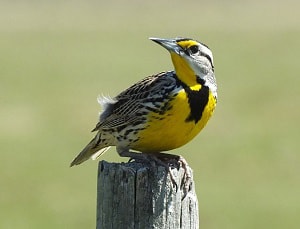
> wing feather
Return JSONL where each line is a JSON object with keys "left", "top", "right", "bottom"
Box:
{"left": 93, "top": 71, "right": 178, "bottom": 131}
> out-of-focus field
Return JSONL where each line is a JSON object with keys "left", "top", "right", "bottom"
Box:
{"left": 1, "top": 1, "right": 299, "bottom": 228}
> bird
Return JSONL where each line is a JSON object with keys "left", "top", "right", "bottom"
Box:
{"left": 70, "top": 37, "right": 217, "bottom": 167}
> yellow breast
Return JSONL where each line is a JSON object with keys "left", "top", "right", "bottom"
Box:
{"left": 132, "top": 88, "right": 217, "bottom": 153}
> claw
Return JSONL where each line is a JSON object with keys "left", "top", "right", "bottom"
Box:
{"left": 123, "top": 151, "right": 192, "bottom": 199}
{"left": 177, "top": 156, "right": 192, "bottom": 199}
{"left": 149, "top": 153, "right": 192, "bottom": 199}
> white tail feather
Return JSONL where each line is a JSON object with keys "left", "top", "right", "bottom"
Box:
{"left": 91, "top": 146, "right": 111, "bottom": 160}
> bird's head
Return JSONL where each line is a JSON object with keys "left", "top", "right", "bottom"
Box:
{"left": 150, "top": 37, "right": 215, "bottom": 91}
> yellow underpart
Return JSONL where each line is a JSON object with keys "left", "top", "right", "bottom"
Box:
{"left": 132, "top": 90, "right": 217, "bottom": 153}
{"left": 170, "top": 52, "right": 198, "bottom": 87}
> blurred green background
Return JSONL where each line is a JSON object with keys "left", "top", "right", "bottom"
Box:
{"left": 1, "top": 0, "right": 299, "bottom": 228}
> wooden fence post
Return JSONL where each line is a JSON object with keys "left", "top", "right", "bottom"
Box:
{"left": 96, "top": 160, "right": 199, "bottom": 229}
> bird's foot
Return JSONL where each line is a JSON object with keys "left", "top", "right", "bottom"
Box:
{"left": 155, "top": 153, "right": 192, "bottom": 199}
{"left": 118, "top": 149, "right": 192, "bottom": 198}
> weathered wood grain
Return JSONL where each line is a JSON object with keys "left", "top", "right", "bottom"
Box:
{"left": 97, "top": 160, "right": 199, "bottom": 229}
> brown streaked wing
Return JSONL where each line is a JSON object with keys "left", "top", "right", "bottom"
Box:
{"left": 92, "top": 71, "right": 178, "bottom": 131}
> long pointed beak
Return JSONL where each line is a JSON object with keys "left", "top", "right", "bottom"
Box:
{"left": 149, "top": 37, "right": 181, "bottom": 54}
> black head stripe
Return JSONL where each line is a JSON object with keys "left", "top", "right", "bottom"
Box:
{"left": 200, "top": 51, "right": 214, "bottom": 68}
{"left": 175, "top": 37, "right": 193, "bottom": 42}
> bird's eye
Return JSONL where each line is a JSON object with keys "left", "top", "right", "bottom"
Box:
{"left": 189, "top": 45, "right": 199, "bottom": 54}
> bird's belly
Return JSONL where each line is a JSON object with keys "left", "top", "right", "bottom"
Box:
{"left": 132, "top": 90, "right": 216, "bottom": 153}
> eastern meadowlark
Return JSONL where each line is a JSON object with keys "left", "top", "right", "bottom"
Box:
{"left": 70, "top": 37, "right": 217, "bottom": 167}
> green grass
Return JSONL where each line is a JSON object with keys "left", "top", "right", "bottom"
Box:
{"left": 1, "top": 1, "right": 300, "bottom": 228}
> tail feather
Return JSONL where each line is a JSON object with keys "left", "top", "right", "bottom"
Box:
{"left": 70, "top": 135, "right": 109, "bottom": 167}
{"left": 91, "top": 146, "right": 111, "bottom": 160}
